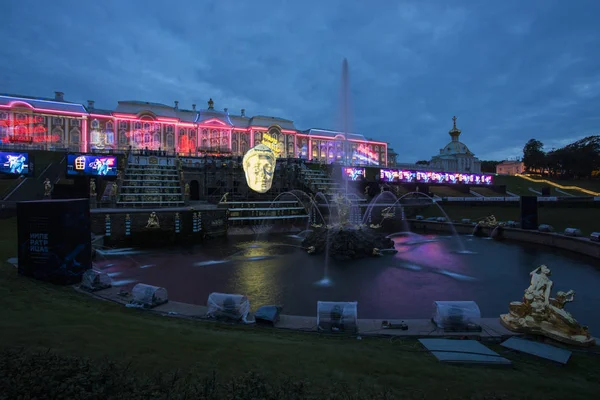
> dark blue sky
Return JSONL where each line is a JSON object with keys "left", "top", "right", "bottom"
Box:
{"left": 2, "top": 0, "right": 599, "bottom": 161}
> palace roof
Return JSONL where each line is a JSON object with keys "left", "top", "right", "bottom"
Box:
{"left": 0, "top": 94, "right": 88, "bottom": 114}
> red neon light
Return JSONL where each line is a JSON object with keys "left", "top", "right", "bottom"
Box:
{"left": 89, "top": 114, "right": 114, "bottom": 119}
{"left": 0, "top": 104, "right": 85, "bottom": 117}
{"left": 201, "top": 118, "right": 228, "bottom": 126}
{"left": 6, "top": 101, "right": 34, "bottom": 109}
{"left": 0, "top": 116, "right": 45, "bottom": 126}
{"left": 113, "top": 113, "right": 140, "bottom": 120}
{"left": 157, "top": 117, "right": 179, "bottom": 122}
{"left": 179, "top": 123, "right": 196, "bottom": 128}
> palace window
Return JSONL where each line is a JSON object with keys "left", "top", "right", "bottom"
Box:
{"left": 166, "top": 125, "right": 174, "bottom": 133}
{"left": 143, "top": 122, "right": 151, "bottom": 131}
{"left": 134, "top": 122, "right": 141, "bottom": 130}
{"left": 16, "top": 114, "right": 26, "bottom": 121}
{"left": 52, "top": 127, "right": 64, "bottom": 143}
{"left": 53, "top": 117, "right": 64, "bottom": 125}
{"left": 70, "top": 128, "right": 81, "bottom": 144}
{"left": 0, "top": 112, "right": 7, "bottom": 120}
{"left": 153, "top": 133, "right": 160, "bottom": 146}
{"left": 106, "top": 121, "right": 114, "bottom": 131}
{"left": 119, "top": 121, "right": 127, "bottom": 129}
{"left": 91, "top": 119, "right": 100, "bottom": 129}
{"left": 166, "top": 134, "right": 174, "bottom": 148}
{"left": 119, "top": 130, "right": 127, "bottom": 144}
{"left": 70, "top": 119, "right": 80, "bottom": 127}
{"left": 179, "top": 129, "right": 185, "bottom": 136}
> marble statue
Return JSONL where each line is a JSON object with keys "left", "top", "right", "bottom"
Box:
{"left": 242, "top": 144, "right": 276, "bottom": 193}
{"left": 43, "top": 178, "right": 52, "bottom": 198}
{"left": 146, "top": 212, "right": 160, "bottom": 229}
{"left": 89, "top": 179, "right": 96, "bottom": 196}
{"left": 500, "top": 265, "right": 595, "bottom": 347}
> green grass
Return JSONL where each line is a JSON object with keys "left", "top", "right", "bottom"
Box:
{"left": 494, "top": 175, "right": 594, "bottom": 196}
{"left": 422, "top": 204, "right": 600, "bottom": 235}
{"left": 1, "top": 217, "right": 600, "bottom": 398}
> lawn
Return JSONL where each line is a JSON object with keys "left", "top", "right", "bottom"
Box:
{"left": 1, "top": 217, "right": 600, "bottom": 399}
{"left": 494, "top": 175, "right": 598, "bottom": 197}
{"left": 422, "top": 204, "right": 600, "bottom": 236}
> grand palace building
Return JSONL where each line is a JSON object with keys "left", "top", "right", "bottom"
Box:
{"left": 0, "top": 92, "right": 389, "bottom": 166}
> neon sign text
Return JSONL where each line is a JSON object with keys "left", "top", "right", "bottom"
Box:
{"left": 380, "top": 169, "right": 493, "bottom": 185}
{"left": 343, "top": 167, "right": 365, "bottom": 181}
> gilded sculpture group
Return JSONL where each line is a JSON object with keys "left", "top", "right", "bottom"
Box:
{"left": 501, "top": 265, "right": 595, "bottom": 347}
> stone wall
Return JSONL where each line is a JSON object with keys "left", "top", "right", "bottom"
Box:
{"left": 90, "top": 209, "right": 228, "bottom": 242}
{"left": 409, "top": 220, "right": 600, "bottom": 259}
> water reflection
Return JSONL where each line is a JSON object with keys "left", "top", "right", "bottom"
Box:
{"left": 96, "top": 234, "right": 600, "bottom": 334}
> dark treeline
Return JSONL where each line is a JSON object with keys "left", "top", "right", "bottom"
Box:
{"left": 522, "top": 135, "right": 600, "bottom": 179}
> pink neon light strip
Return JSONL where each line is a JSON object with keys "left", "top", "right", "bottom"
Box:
{"left": 0, "top": 104, "right": 85, "bottom": 117}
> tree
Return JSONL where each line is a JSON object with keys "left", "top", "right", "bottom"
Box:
{"left": 480, "top": 160, "right": 500, "bottom": 173}
{"left": 522, "top": 139, "right": 546, "bottom": 173}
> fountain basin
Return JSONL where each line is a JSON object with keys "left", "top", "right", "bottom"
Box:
{"left": 302, "top": 227, "right": 395, "bottom": 260}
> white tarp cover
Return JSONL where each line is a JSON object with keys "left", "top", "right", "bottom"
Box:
{"left": 81, "top": 269, "right": 112, "bottom": 291}
{"left": 207, "top": 292, "right": 250, "bottom": 321}
{"left": 131, "top": 283, "right": 168, "bottom": 308}
{"left": 433, "top": 301, "right": 481, "bottom": 329}
{"left": 317, "top": 301, "right": 358, "bottom": 333}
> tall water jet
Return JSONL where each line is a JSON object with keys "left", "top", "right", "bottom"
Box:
{"left": 340, "top": 58, "right": 351, "bottom": 168}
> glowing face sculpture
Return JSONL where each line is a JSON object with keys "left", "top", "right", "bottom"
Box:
{"left": 243, "top": 144, "right": 276, "bottom": 193}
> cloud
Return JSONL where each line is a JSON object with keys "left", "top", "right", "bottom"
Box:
{"left": 1, "top": 0, "right": 600, "bottom": 162}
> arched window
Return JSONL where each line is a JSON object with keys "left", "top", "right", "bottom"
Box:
{"left": 134, "top": 122, "right": 141, "bottom": 130}
{"left": 153, "top": 133, "right": 160, "bottom": 147}
{"left": 91, "top": 119, "right": 100, "bottom": 129}
{"left": 106, "top": 121, "right": 114, "bottom": 131}
{"left": 179, "top": 128, "right": 185, "bottom": 136}
{"left": 166, "top": 133, "right": 174, "bottom": 148}
{"left": 52, "top": 127, "right": 64, "bottom": 143}
{"left": 143, "top": 122, "right": 150, "bottom": 131}
{"left": 119, "top": 121, "right": 127, "bottom": 129}
{"left": 70, "top": 128, "right": 81, "bottom": 144}
{"left": 119, "top": 130, "right": 128, "bottom": 145}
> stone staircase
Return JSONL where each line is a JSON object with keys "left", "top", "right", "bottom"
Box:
{"left": 117, "top": 163, "right": 184, "bottom": 208}
{"left": 299, "top": 168, "right": 345, "bottom": 198}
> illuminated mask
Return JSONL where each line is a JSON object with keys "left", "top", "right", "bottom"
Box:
{"left": 243, "top": 144, "right": 276, "bottom": 193}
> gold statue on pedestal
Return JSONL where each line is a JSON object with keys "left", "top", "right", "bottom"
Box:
{"left": 110, "top": 182, "right": 118, "bottom": 197}
{"left": 43, "top": 178, "right": 52, "bottom": 198}
{"left": 500, "top": 265, "right": 595, "bottom": 347}
{"left": 146, "top": 212, "right": 160, "bottom": 229}
{"left": 90, "top": 179, "right": 96, "bottom": 196}
{"left": 184, "top": 183, "right": 190, "bottom": 197}
{"left": 477, "top": 215, "right": 497, "bottom": 227}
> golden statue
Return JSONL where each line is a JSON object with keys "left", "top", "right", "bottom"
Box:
{"left": 477, "top": 215, "right": 497, "bottom": 227}
{"left": 372, "top": 248, "right": 382, "bottom": 256}
{"left": 220, "top": 192, "right": 229, "bottom": 203}
{"left": 43, "top": 178, "right": 52, "bottom": 197}
{"left": 311, "top": 223, "right": 323, "bottom": 228}
{"left": 381, "top": 206, "right": 395, "bottom": 220}
{"left": 369, "top": 223, "right": 381, "bottom": 229}
{"left": 89, "top": 179, "right": 96, "bottom": 196}
{"left": 500, "top": 265, "right": 595, "bottom": 347}
{"left": 242, "top": 144, "right": 276, "bottom": 193}
{"left": 364, "top": 185, "right": 370, "bottom": 195}
{"left": 146, "top": 212, "right": 160, "bottom": 229}
{"left": 307, "top": 246, "right": 316, "bottom": 254}
{"left": 184, "top": 183, "right": 190, "bottom": 196}
{"left": 110, "top": 182, "right": 118, "bottom": 197}
{"left": 331, "top": 193, "right": 352, "bottom": 226}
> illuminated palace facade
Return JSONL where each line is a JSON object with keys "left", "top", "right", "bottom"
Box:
{"left": 0, "top": 93, "right": 388, "bottom": 166}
